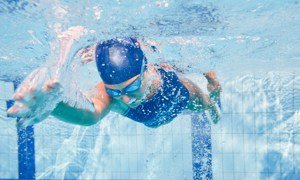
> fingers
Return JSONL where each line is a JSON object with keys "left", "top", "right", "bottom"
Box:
{"left": 7, "top": 103, "right": 31, "bottom": 118}
{"left": 7, "top": 103, "right": 40, "bottom": 128}
{"left": 13, "top": 91, "right": 33, "bottom": 104}
{"left": 80, "top": 52, "right": 93, "bottom": 59}
{"left": 204, "top": 71, "right": 220, "bottom": 86}
{"left": 13, "top": 67, "right": 50, "bottom": 102}
{"left": 79, "top": 45, "right": 95, "bottom": 64}
{"left": 13, "top": 92, "right": 24, "bottom": 100}
{"left": 81, "top": 56, "right": 94, "bottom": 64}
{"left": 13, "top": 83, "right": 38, "bottom": 103}
{"left": 43, "top": 79, "right": 61, "bottom": 91}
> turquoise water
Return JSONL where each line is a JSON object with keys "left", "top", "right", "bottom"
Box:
{"left": 0, "top": 0, "right": 299, "bottom": 179}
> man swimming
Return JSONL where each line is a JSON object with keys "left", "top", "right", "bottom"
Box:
{"left": 7, "top": 27, "right": 221, "bottom": 128}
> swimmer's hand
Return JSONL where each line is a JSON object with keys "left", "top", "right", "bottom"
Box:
{"left": 210, "top": 107, "right": 220, "bottom": 124}
{"left": 206, "top": 103, "right": 220, "bottom": 124}
{"left": 7, "top": 67, "right": 63, "bottom": 127}
{"left": 78, "top": 45, "right": 95, "bottom": 64}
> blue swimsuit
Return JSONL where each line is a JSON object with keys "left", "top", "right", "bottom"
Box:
{"left": 124, "top": 68, "right": 190, "bottom": 128}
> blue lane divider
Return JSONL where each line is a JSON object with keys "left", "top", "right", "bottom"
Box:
{"left": 6, "top": 81, "right": 36, "bottom": 180}
{"left": 191, "top": 112, "right": 212, "bottom": 180}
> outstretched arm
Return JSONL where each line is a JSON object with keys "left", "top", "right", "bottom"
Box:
{"left": 7, "top": 27, "right": 109, "bottom": 127}
{"left": 178, "top": 76, "right": 220, "bottom": 124}
{"left": 51, "top": 83, "right": 111, "bottom": 126}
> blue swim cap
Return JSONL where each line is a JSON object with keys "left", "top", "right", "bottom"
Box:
{"left": 95, "top": 37, "right": 147, "bottom": 85}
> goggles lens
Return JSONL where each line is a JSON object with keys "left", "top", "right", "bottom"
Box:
{"left": 105, "top": 75, "right": 142, "bottom": 97}
{"left": 105, "top": 59, "right": 145, "bottom": 97}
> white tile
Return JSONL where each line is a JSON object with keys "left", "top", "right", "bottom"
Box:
{"left": 0, "top": 113, "right": 8, "bottom": 136}
{"left": 231, "top": 113, "right": 244, "bottom": 134}
{"left": 136, "top": 135, "right": 146, "bottom": 153}
{"left": 233, "top": 134, "right": 245, "bottom": 153}
{"left": 112, "top": 172, "right": 123, "bottom": 179}
{"left": 221, "top": 113, "right": 232, "bottom": 134}
{"left": 163, "top": 137, "right": 173, "bottom": 153}
{"left": 244, "top": 140, "right": 256, "bottom": 153}
{"left": 213, "top": 173, "right": 223, "bottom": 180}
{"left": 222, "top": 92, "right": 232, "bottom": 113}
{"left": 222, "top": 153, "right": 234, "bottom": 173}
{"left": 4, "top": 82, "right": 14, "bottom": 100}
{"left": 5, "top": 122, "right": 17, "bottom": 136}
{"left": 254, "top": 92, "right": 267, "bottom": 113}
{"left": 245, "top": 173, "right": 259, "bottom": 180}
{"left": 244, "top": 114, "right": 256, "bottom": 135}
{"left": 183, "top": 171, "right": 193, "bottom": 180}
{"left": 222, "top": 133, "right": 234, "bottom": 154}
{"left": 212, "top": 133, "right": 223, "bottom": 154}
{"left": 234, "top": 153, "right": 245, "bottom": 173}
{"left": 223, "top": 172, "right": 234, "bottom": 180}
{"left": 0, "top": 153, "right": 18, "bottom": 178}
{"left": 170, "top": 117, "right": 182, "bottom": 135}
{"left": 231, "top": 92, "right": 244, "bottom": 113}
{"left": 128, "top": 136, "right": 138, "bottom": 154}
{"left": 183, "top": 154, "right": 192, "bottom": 171}
{"left": 119, "top": 172, "right": 131, "bottom": 179}
{"left": 0, "top": 81, "right": 5, "bottom": 100}
{"left": 234, "top": 172, "right": 245, "bottom": 180}
{"left": 0, "top": 99, "right": 6, "bottom": 109}
{"left": 0, "top": 136, "right": 9, "bottom": 153}
{"left": 244, "top": 153, "right": 257, "bottom": 173}
{"left": 255, "top": 113, "right": 268, "bottom": 134}
{"left": 182, "top": 135, "right": 192, "bottom": 154}
{"left": 172, "top": 135, "right": 183, "bottom": 154}
{"left": 128, "top": 154, "right": 138, "bottom": 173}
{"left": 120, "top": 156, "right": 129, "bottom": 172}
{"left": 213, "top": 153, "right": 223, "bottom": 174}
{"left": 243, "top": 92, "right": 255, "bottom": 113}
{"left": 180, "top": 116, "right": 191, "bottom": 134}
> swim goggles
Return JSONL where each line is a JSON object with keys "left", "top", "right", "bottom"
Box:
{"left": 105, "top": 61, "right": 146, "bottom": 97}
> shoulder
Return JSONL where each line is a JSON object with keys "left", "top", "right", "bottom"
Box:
{"left": 146, "top": 63, "right": 175, "bottom": 73}
{"left": 144, "top": 63, "right": 162, "bottom": 79}
{"left": 158, "top": 63, "right": 176, "bottom": 72}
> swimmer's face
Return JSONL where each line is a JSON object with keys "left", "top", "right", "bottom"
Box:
{"left": 104, "top": 74, "right": 145, "bottom": 108}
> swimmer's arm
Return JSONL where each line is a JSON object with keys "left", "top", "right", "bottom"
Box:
{"left": 51, "top": 102, "right": 107, "bottom": 126}
{"left": 51, "top": 102, "right": 98, "bottom": 126}
{"left": 51, "top": 83, "right": 111, "bottom": 126}
{"left": 179, "top": 76, "right": 220, "bottom": 124}
{"left": 78, "top": 45, "right": 96, "bottom": 64}
{"left": 52, "top": 26, "right": 97, "bottom": 74}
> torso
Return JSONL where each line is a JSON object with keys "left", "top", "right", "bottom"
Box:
{"left": 94, "top": 63, "right": 190, "bottom": 128}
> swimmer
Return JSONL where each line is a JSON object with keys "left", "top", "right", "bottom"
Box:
{"left": 7, "top": 27, "right": 221, "bottom": 128}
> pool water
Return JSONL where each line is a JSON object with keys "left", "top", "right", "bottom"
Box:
{"left": 0, "top": 0, "right": 299, "bottom": 179}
